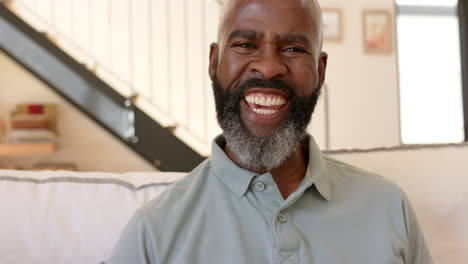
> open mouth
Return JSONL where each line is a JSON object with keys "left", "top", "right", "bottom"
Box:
{"left": 243, "top": 90, "right": 288, "bottom": 117}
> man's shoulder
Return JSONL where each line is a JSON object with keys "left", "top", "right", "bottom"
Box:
{"left": 139, "top": 159, "right": 215, "bottom": 218}
{"left": 322, "top": 154, "right": 405, "bottom": 200}
{"left": 108, "top": 159, "right": 219, "bottom": 262}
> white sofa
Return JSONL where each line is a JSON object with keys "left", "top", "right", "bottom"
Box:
{"left": 0, "top": 169, "right": 185, "bottom": 264}
{"left": 1, "top": 144, "right": 467, "bottom": 264}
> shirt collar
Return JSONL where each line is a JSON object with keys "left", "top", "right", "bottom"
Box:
{"left": 211, "top": 135, "right": 258, "bottom": 198}
{"left": 303, "top": 135, "right": 332, "bottom": 201}
{"left": 210, "top": 134, "right": 332, "bottom": 201}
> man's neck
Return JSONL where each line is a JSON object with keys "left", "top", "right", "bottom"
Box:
{"left": 224, "top": 145, "right": 308, "bottom": 199}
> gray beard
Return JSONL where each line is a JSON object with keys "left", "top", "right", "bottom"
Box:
{"left": 221, "top": 113, "right": 306, "bottom": 171}
{"left": 213, "top": 76, "right": 320, "bottom": 172}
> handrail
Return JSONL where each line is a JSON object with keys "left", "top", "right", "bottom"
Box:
{"left": 7, "top": 0, "right": 223, "bottom": 155}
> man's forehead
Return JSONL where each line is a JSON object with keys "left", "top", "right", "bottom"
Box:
{"left": 217, "top": 0, "right": 322, "bottom": 46}
{"left": 221, "top": 0, "right": 315, "bottom": 9}
{"left": 226, "top": 29, "right": 313, "bottom": 48}
{"left": 219, "top": 0, "right": 320, "bottom": 23}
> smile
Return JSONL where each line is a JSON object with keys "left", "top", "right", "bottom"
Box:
{"left": 244, "top": 92, "right": 288, "bottom": 116}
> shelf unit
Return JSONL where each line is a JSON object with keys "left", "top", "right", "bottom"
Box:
{"left": 0, "top": 142, "right": 57, "bottom": 156}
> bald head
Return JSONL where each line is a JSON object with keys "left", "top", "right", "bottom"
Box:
{"left": 217, "top": 0, "right": 323, "bottom": 52}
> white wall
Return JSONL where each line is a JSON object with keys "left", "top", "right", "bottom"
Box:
{"left": 330, "top": 144, "right": 468, "bottom": 264}
{"left": 317, "top": 0, "right": 400, "bottom": 150}
{"left": 0, "top": 51, "right": 155, "bottom": 172}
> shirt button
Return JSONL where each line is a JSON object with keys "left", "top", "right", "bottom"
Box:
{"left": 255, "top": 181, "right": 266, "bottom": 191}
{"left": 278, "top": 213, "right": 287, "bottom": 223}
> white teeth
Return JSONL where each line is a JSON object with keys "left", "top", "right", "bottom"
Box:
{"left": 271, "top": 97, "right": 278, "bottom": 106}
{"left": 245, "top": 94, "right": 287, "bottom": 106}
{"left": 259, "top": 97, "right": 266, "bottom": 105}
{"left": 252, "top": 108, "right": 278, "bottom": 115}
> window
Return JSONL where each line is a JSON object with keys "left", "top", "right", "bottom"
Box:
{"left": 396, "top": 0, "right": 465, "bottom": 144}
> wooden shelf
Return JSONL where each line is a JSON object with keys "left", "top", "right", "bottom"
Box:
{"left": 0, "top": 142, "right": 57, "bottom": 156}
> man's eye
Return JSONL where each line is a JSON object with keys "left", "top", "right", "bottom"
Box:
{"left": 284, "top": 47, "right": 305, "bottom": 53}
{"left": 234, "top": 43, "right": 254, "bottom": 49}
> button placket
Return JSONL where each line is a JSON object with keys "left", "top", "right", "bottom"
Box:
{"left": 273, "top": 209, "right": 300, "bottom": 264}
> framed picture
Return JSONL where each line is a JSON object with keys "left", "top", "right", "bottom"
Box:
{"left": 322, "top": 9, "right": 342, "bottom": 42}
{"left": 363, "top": 10, "right": 393, "bottom": 54}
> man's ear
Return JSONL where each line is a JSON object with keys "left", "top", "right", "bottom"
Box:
{"left": 209, "top": 43, "right": 219, "bottom": 81}
{"left": 318, "top": 51, "right": 328, "bottom": 88}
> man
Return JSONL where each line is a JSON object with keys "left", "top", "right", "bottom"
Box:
{"left": 109, "top": 0, "right": 433, "bottom": 263}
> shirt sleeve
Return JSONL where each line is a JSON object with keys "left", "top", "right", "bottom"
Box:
{"left": 107, "top": 209, "right": 157, "bottom": 264}
{"left": 402, "top": 193, "right": 433, "bottom": 264}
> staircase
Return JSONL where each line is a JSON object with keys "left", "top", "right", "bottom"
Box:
{"left": 0, "top": 0, "right": 220, "bottom": 171}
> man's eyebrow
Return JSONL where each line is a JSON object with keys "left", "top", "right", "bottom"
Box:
{"left": 227, "top": 30, "right": 260, "bottom": 42}
{"left": 278, "top": 34, "right": 312, "bottom": 49}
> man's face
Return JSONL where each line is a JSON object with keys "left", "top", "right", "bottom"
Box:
{"left": 209, "top": 0, "right": 327, "bottom": 170}
{"left": 210, "top": 0, "right": 327, "bottom": 136}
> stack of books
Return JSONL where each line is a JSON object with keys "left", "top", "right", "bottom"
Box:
{"left": 9, "top": 103, "right": 57, "bottom": 143}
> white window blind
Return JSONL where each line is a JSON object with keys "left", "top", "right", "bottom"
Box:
{"left": 396, "top": 0, "right": 465, "bottom": 144}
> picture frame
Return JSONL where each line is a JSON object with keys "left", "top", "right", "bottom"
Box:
{"left": 322, "top": 9, "right": 342, "bottom": 42}
{"left": 363, "top": 10, "right": 393, "bottom": 54}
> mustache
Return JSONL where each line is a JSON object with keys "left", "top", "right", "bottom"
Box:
{"left": 237, "top": 78, "right": 293, "bottom": 97}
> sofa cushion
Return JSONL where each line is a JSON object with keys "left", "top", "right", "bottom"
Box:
{"left": 0, "top": 169, "right": 185, "bottom": 264}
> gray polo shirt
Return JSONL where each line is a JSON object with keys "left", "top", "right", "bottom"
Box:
{"left": 108, "top": 135, "right": 432, "bottom": 264}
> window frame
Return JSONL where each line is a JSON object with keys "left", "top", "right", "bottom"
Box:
{"left": 458, "top": 0, "right": 468, "bottom": 141}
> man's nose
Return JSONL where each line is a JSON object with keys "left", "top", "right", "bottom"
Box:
{"left": 249, "top": 48, "right": 288, "bottom": 80}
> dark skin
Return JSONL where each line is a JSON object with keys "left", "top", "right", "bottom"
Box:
{"left": 209, "top": 0, "right": 328, "bottom": 199}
